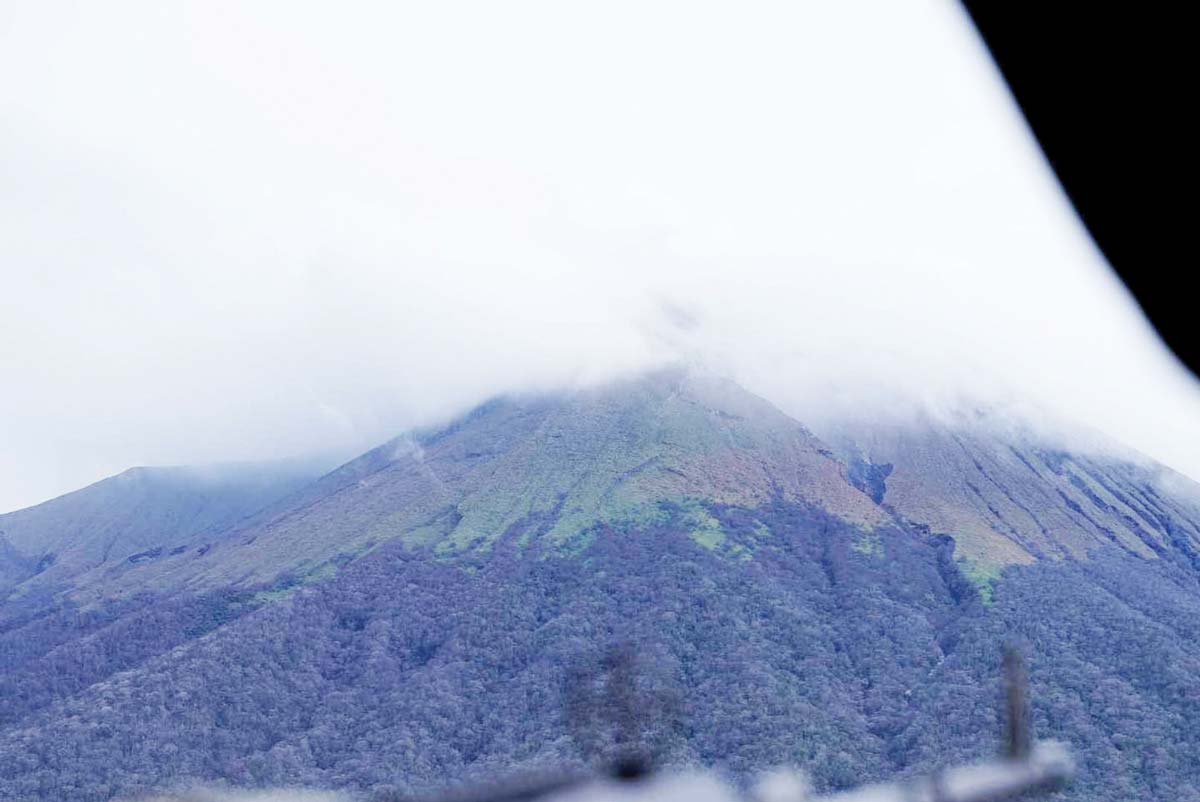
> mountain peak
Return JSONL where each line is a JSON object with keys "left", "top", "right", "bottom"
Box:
{"left": 15, "top": 368, "right": 1200, "bottom": 611}
{"left": 50, "top": 371, "right": 886, "bottom": 601}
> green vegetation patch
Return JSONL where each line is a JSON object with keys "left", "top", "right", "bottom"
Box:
{"left": 249, "top": 586, "right": 298, "bottom": 605}
{"left": 958, "top": 559, "right": 1003, "bottom": 606}
{"left": 851, "top": 533, "right": 884, "bottom": 558}
{"left": 679, "top": 499, "right": 751, "bottom": 560}
{"left": 248, "top": 558, "right": 344, "bottom": 607}
{"left": 684, "top": 502, "right": 726, "bottom": 550}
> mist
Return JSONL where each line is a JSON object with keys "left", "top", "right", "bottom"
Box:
{"left": 3, "top": 0, "right": 1199, "bottom": 512}
{"left": 133, "top": 789, "right": 350, "bottom": 802}
{"left": 127, "top": 775, "right": 739, "bottom": 802}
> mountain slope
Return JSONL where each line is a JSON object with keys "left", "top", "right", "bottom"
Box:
{"left": 5, "top": 486, "right": 1200, "bottom": 801}
{"left": 70, "top": 370, "right": 887, "bottom": 604}
{"left": 4, "top": 370, "right": 1200, "bottom": 801}
{"left": 823, "top": 414, "right": 1200, "bottom": 571}
{"left": 0, "top": 457, "right": 330, "bottom": 610}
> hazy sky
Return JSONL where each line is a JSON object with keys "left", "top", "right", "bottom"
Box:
{"left": 3, "top": 0, "right": 1199, "bottom": 512}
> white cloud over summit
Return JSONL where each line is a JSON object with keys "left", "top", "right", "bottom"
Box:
{"left": 3, "top": 0, "right": 1198, "bottom": 511}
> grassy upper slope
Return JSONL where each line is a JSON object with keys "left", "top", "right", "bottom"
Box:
{"left": 71, "top": 369, "right": 887, "bottom": 602}
{"left": 12, "top": 368, "right": 1200, "bottom": 609}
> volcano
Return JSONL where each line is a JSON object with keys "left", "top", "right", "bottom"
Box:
{"left": 2, "top": 368, "right": 1198, "bottom": 801}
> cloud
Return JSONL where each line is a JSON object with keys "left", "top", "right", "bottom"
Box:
{"left": 126, "top": 774, "right": 739, "bottom": 802}
{"left": 3, "top": 0, "right": 1199, "bottom": 511}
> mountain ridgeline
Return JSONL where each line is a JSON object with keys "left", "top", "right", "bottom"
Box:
{"left": 0, "top": 458, "right": 330, "bottom": 608}
{"left": 2, "top": 370, "right": 1199, "bottom": 802}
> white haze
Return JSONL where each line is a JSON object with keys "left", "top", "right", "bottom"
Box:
{"left": 129, "top": 773, "right": 742, "bottom": 802}
{"left": 3, "top": 0, "right": 1200, "bottom": 512}
{"left": 133, "top": 789, "right": 351, "bottom": 802}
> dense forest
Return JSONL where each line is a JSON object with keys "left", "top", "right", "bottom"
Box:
{"left": 2, "top": 499, "right": 1199, "bottom": 801}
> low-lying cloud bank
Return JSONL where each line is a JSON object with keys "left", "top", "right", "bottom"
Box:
{"left": 4, "top": 0, "right": 1200, "bottom": 511}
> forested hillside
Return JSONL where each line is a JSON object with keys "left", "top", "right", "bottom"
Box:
{"left": 2, "top": 371, "right": 1199, "bottom": 801}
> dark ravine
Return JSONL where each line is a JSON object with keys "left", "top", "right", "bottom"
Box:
{"left": 2, "top": 369, "right": 1200, "bottom": 801}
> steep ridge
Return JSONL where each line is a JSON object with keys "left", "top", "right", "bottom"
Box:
{"left": 823, "top": 414, "right": 1200, "bottom": 571}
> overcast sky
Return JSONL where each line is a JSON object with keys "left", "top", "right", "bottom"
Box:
{"left": 3, "top": 0, "right": 1199, "bottom": 513}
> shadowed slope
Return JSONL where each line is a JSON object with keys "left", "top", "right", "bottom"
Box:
{"left": 0, "top": 458, "right": 330, "bottom": 606}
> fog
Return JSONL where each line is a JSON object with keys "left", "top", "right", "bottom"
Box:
{"left": 3, "top": 0, "right": 1199, "bottom": 512}
{"left": 134, "top": 790, "right": 350, "bottom": 802}
{"left": 128, "top": 775, "right": 735, "bottom": 802}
